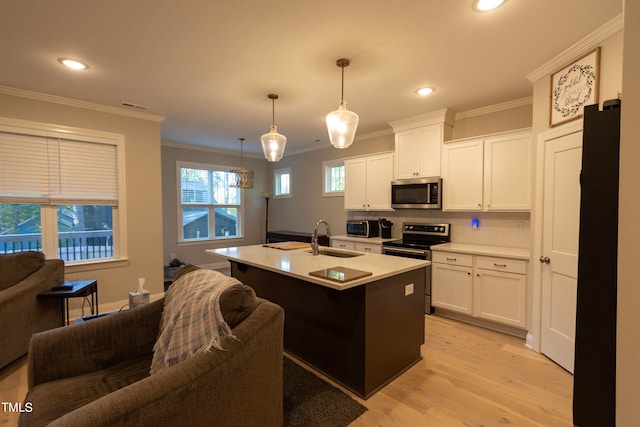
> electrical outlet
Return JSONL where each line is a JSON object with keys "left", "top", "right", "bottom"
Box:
{"left": 405, "top": 283, "right": 414, "bottom": 296}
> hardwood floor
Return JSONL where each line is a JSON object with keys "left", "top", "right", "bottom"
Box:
{"left": 0, "top": 314, "right": 573, "bottom": 427}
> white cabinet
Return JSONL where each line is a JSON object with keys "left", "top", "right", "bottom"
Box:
{"left": 395, "top": 125, "right": 443, "bottom": 179}
{"left": 473, "top": 256, "right": 527, "bottom": 328}
{"left": 432, "top": 252, "right": 473, "bottom": 315}
{"left": 354, "top": 242, "right": 383, "bottom": 254}
{"left": 441, "top": 138, "right": 484, "bottom": 210}
{"left": 442, "top": 129, "right": 532, "bottom": 212}
{"left": 432, "top": 250, "right": 528, "bottom": 329}
{"left": 331, "top": 239, "right": 355, "bottom": 250}
{"left": 344, "top": 152, "right": 394, "bottom": 211}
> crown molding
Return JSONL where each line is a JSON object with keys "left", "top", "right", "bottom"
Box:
{"left": 455, "top": 97, "right": 533, "bottom": 120}
{"left": 526, "top": 14, "right": 624, "bottom": 83}
{"left": 0, "top": 85, "right": 166, "bottom": 123}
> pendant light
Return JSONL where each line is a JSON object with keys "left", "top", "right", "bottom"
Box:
{"left": 230, "top": 138, "right": 254, "bottom": 189}
{"left": 326, "top": 58, "right": 359, "bottom": 149}
{"left": 260, "top": 94, "right": 287, "bottom": 162}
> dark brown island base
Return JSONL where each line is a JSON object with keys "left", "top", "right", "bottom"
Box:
{"left": 213, "top": 245, "right": 427, "bottom": 399}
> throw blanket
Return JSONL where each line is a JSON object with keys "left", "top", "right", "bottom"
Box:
{"left": 150, "top": 269, "right": 241, "bottom": 374}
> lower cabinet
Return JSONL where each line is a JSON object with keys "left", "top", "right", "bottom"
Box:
{"left": 432, "top": 251, "right": 527, "bottom": 329}
{"left": 473, "top": 256, "right": 526, "bottom": 328}
{"left": 432, "top": 252, "right": 473, "bottom": 314}
{"left": 331, "top": 239, "right": 383, "bottom": 254}
{"left": 331, "top": 239, "right": 355, "bottom": 250}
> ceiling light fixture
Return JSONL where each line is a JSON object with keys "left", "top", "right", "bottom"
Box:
{"left": 326, "top": 58, "right": 359, "bottom": 149}
{"left": 58, "top": 58, "right": 89, "bottom": 70}
{"left": 473, "top": 0, "right": 506, "bottom": 12}
{"left": 415, "top": 87, "right": 435, "bottom": 96}
{"left": 230, "top": 138, "right": 255, "bottom": 189}
{"left": 260, "top": 94, "right": 287, "bottom": 162}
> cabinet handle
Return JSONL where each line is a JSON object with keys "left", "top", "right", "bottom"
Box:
{"left": 477, "top": 203, "right": 482, "bottom": 207}
{"left": 477, "top": 273, "right": 480, "bottom": 277}
{"left": 494, "top": 263, "right": 507, "bottom": 268}
{"left": 363, "top": 247, "right": 372, "bottom": 251}
{"left": 446, "top": 257, "right": 457, "bottom": 261}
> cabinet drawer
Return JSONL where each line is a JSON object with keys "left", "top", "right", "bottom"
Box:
{"left": 475, "top": 256, "right": 527, "bottom": 274}
{"left": 355, "top": 243, "right": 382, "bottom": 254}
{"left": 432, "top": 251, "right": 473, "bottom": 267}
{"left": 331, "top": 240, "right": 356, "bottom": 250}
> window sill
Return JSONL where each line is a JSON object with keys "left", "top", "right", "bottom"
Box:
{"left": 178, "top": 237, "right": 246, "bottom": 246}
{"left": 65, "top": 258, "right": 130, "bottom": 273}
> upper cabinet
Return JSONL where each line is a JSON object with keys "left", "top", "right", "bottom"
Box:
{"left": 389, "top": 109, "right": 454, "bottom": 180}
{"left": 442, "top": 129, "right": 532, "bottom": 212}
{"left": 344, "top": 152, "right": 394, "bottom": 211}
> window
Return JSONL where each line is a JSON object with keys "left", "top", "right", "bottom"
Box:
{"left": 322, "top": 160, "right": 345, "bottom": 197}
{"left": 274, "top": 167, "right": 291, "bottom": 198}
{"left": 0, "top": 119, "right": 124, "bottom": 263}
{"left": 178, "top": 161, "right": 243, "bottom": 241}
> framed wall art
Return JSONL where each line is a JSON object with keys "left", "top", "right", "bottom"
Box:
{"left": 549, "top": 47, "right": 600, "bottom": 127}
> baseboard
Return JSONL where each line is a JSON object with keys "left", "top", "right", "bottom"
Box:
{"left": 434, "top": 308, "right": 528, "bottom": 339}
{"left": 68, "top": 291, "right": 164, "bottom": 322}
{"left": 525, "top": 333, "right": 535, "bottom": 350}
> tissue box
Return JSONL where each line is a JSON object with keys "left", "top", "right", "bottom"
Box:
{"left": 129, "top": 290, "right": 150, "bottom": 308}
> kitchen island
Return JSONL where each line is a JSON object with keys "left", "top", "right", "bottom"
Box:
{"left": 209, "top": 244, "right": 429, "bottom": 398}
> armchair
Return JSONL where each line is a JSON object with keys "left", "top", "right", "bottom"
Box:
{"left": 0, "top": 251, "right": 63, "bottom": 369}
{"left": 19, "top": 289, "right": 285, "bottom": 427}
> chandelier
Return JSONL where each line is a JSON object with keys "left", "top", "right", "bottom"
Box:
{"left": 230, "top": 138, "right": 254, "bottom": 189}
{"left": 260, "top": 93, "right": 287, "bottom": 162}
{"left": 326, "top": 58, "right": 359, "bottom": 149}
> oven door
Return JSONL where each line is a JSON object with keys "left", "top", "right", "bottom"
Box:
{"left": 382, "top": 246, "right": 433, "bottom": 314}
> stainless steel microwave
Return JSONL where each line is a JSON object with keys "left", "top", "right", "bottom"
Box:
{"left": 346, "top": 220, "right": 380, "bottom": 237}
{"left": 391, "top": 177, "right": 442, "bottom": 209}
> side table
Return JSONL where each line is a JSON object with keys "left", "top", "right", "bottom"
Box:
{"left": 38, "top": 280, "right": 98, "bottom": 326}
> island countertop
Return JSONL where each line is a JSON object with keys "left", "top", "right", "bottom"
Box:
{"left": 208, "top": 244, "right": 430, "bottom": 290}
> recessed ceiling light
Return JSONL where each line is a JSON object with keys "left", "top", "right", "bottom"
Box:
{"left": 473, "top": 0, "right": 506, "bottom": 12}
{"left": 415, "top": 87, "right": 435, "bottom": 96}
{"left": 58, "top": 58, "right": 89, "bottom": 70}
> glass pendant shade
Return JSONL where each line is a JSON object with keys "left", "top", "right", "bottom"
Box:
{"left": 261, "top": 93, "right": 286, "bottom": 162}
{"left": 326, "top": 100, "right": 359, "bottom": 149}
{"left": 326, "top": 58, "right": 359, "bottom": 149}
{"left": 261, "top": 125, "right": 287, "bottom": 162}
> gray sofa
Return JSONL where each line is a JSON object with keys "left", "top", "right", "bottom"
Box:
{"left": 19, "top": 281, "right": 285, "bottom": 427}
{"left": 0, "top": 251, "right": 63, "bottom": 369}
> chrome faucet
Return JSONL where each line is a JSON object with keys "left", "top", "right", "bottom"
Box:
{"left": 311, "top": 220, "right": 332, "bottom": 255}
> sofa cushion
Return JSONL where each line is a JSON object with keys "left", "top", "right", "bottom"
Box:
{"left": 21, "top": 354, "right": 151, "bottom": 427}
{"left": 0, "top": 251, "right": 45, "bottom": 291}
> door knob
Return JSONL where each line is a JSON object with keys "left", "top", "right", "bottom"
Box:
{"left": 539, "top": 256, "right": 550, "bottom": 264}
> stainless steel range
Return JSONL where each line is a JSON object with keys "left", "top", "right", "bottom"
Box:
{"left": 382, "top": 222, "right": 451, "bottom": 314}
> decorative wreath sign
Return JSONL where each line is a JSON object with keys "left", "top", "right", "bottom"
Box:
{"left": 549, "top": 47, "right": 600, "bottom": 127}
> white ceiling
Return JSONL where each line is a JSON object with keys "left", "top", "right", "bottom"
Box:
{"left": 0, "top": 0, "right": 623, "bottom": 156}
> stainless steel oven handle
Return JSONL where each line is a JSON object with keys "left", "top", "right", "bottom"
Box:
{"left": 383, "top": 246, "right": 429, "bottom": 256}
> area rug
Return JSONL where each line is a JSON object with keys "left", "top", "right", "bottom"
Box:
{"left": 283, "top": 357, "right": 367, "bottom": 427}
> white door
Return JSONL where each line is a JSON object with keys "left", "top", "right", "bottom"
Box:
{"left": 540, "top": 129, "right": 582, "bottom": 373}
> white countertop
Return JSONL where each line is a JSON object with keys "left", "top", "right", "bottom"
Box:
{"left": 209, "top": 244, "right": 429, "bottom": 290}
{"left": 330, "top": 235, "right": 396, "bottom": 244}
{"left": 430, "top": 243, "right": 530, "bottom": 260}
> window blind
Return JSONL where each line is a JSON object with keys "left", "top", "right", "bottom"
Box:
{"left": 0, "top": 130, "right": 118, "bottom": 206}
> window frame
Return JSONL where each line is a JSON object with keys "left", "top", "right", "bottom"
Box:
{"left": 0, "top": 117, "right": 127, "bottom": 267}
{"left": 322, "top": 159, "right": 345, "bottom": 197}
{"left": 274, "top": 167, "right": 292, "bottom": 199}
{"left": 176, "top": 160, "right": 245, "bottom": 243}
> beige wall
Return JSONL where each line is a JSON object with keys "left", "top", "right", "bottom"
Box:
{"left": 161, "top": 143, "right": 270, "bottom": 267}
{"left": 268, "top": 132, "right": 394, "bottom": 234}
{"left": 0, "top": 92, "right": 164, "bottom": 308}
{"left": 451, "top": 103, "right": 533, "bottom": 140}
{"left": 617, "top": 1, "right": 640, "bottom": 423}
